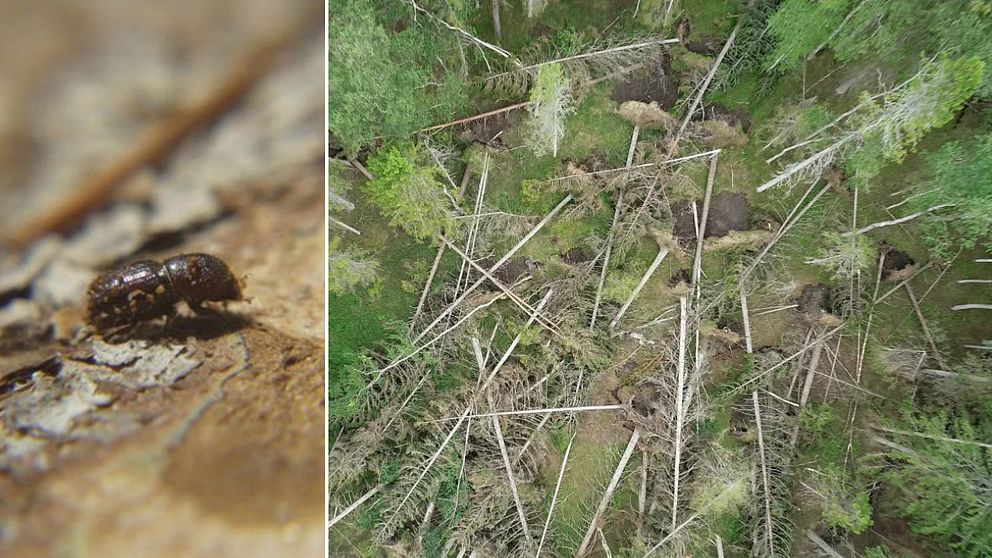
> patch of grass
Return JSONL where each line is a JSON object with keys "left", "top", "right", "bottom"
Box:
{"left": 705, "top": 508, "right": 747, "bottom": 551}
{"left": 559, "top": 86, "right": 633, "bottom": 166}
{"left": 486, "top": 149, "right": 560, "bottom": 215}
{"left": 798, "top": 403, "right": 849, "bottom": 467}
{"left": 680, "top": 0, "right": 738, "bottom": 38}
{"left": 329, "top": 177, "right": 451, "bottom": 371}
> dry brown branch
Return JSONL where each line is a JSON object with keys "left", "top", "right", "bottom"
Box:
{"left": 419, "top": 102, "right": 531, "bottom": 134}
{"left": 10, "top": 29, "right": 303, "bottom": 246}
{"left": 349, "top": 156, "right": 375, "bottom": 180}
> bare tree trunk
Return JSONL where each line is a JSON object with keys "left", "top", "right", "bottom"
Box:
{"left": 869, "top": 424, "right": 992, "bottom": 449}
{"left": 347, "top": 156, "right": 374, "bottom": 180}
{"left": 330, "top": 218, "right": 361, "bottom": 235}
{"left": 413, "top": 195, "right": 572, "bottom": 344}
{"left": 843, "top": 203, "right": 954, "bottom": 236}
{"left": 328, "top": 484, "right": 382, "bottom": 528}
{"left": 740, "top": 287, "right": 753, "bottom": 354}
{"left": 874, "top": 261, "right": 934, "bottom": 304}
{"left": 492, "top": 415, "right": 530, "bottom": 541}
{"left": 692, "top": 152, "right": 719, "bottom": 289}
{"left": 428, "top": 404, "right": 624, "bottom": 422}
{"left": 410, "top": 243, "right": 447, "bottom": 335}
{"left": 671, "top": 296, "right": 688, "bottom": 530}
{"left": 637, "top": 452, "right": 648, "bottom": 538}
{"left": 491, "top": 0, "right": 502, "bottom": 41}
{"left": 441, "top": 236, "right": 564, "bottom": 339}
{"left": 591, "top": 200, "right": 622, "bottom": 328}
{"left": 626, "top": 126, "right": 641, "bottom": 167}
{"left": 459, "top": 162, "right": 473, "bottom": 197}
{"left": 919, "top": 368, "right": 992, "bottom": 383}
{"left": 420, "top": 102, "right": 532, "bottom": 134}
{"left": 668, "top": 2, "right": 751, "bottom": 156}
{"left": 385, "top": 292, "right": 554, "bottom": 527}
{"left": 806, "top": 530, "right": 845, "bottom": 558}
{"left": 575, "top": 428, "right": 642, "bottom": 557}
{"left": 752, "top": 391, "right": 775, "bottom": 557}
{"left": 409, "top": 0, "right": 511, "bottom": 57}
{"left": 737, "top": 323, "right": 845, "bottom": 392}
{"left": 372, "top": 295, "right": 504, "bottom": 382}
{"left": 791, "top": 336, "right": 824, "bottom": 446}
{"left": 610, "top": 247, "right": 669, "bottom": 328}
{"left": 536, "top": 432, "right": 577, "bottom": 557}
{"left": 515, "top": 411, "right": 552, "bottom": 465}
{"left": 905, "top": 284, "right": 949, "bottom": 370}
{"left": 487, "top": 39, "right": 680, "bottom": 83}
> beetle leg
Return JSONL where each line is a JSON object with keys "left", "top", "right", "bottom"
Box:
{"left": 163, "top": 306, "right": 178, "bottom": 333}
{"left": 104, "top": 322, "right": 136, "bottom": 342}
{"left": 188, "top": 300, "right": 220, "bottom": 317}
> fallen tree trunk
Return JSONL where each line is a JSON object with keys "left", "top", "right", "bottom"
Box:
{"left": 575, "top": 427, "right": 642, "bottom": 557}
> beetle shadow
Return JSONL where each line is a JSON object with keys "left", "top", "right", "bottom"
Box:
{"left": 161, "top": 312, "right": 253, "bottom": 342}
{"left": 104, "top": 312, "right": 253, "bottom": 344}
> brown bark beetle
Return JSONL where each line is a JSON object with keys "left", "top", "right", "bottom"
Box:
{"left": 87, "top": 253, "right": 244, "bottom": 331}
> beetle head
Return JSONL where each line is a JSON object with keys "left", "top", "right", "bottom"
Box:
{"left": 164, "top": 253, "right": 243, "bottom": 304}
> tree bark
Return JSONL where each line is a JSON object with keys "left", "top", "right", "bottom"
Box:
{"left": 491, "top": 0, "right": 502, "bottom": 40}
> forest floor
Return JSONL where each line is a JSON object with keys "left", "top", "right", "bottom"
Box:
{"left": 330, "top": 1, "right": 991, "bottom": 556}
{"left": 0, "top": 2, "right": 324, "bottom": 556}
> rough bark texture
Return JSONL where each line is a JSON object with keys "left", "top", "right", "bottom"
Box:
{"left": 0, "top": 3, "right": 324, "bottom": 556}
